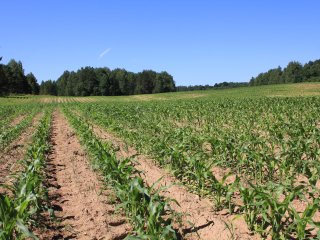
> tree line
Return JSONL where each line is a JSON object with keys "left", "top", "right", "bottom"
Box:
{"left": 249, "top": 59, "right": 320, "bottom": 86}
{"left": 0, "top": 57, "right": 176, "bottom": 96}
{"left": 3, "top": 56, "right": 320, "bottom": 97}
{"left": 176, "top": 82, "right": 248, "bottom": 92}
{"left": 0, "top": 58, "right": 39, "bottom": 96}
{"left": 176, "top": 84, "right": 214, "bottom": 91}
{"left": 42, "top": 67, "right": 176, "bottom": 96}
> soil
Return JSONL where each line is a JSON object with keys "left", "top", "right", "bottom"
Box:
{"left": 41, "top": 111, "right": 131, "bottom": 239}
{"left": 9, "top": 114, "right": 26, "bottom": 127}
{"left": 292, "top": 175, "right": 320, "bottom": 223}
{"left": 0, "top": 113, "right": 42, "bottom": 193}
{"left": 91, "top": 125, "right": 259, "bottom": 240}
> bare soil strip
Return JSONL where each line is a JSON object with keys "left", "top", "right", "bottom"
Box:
{"left": 9, "top": 114, "right": 26, "bottom": 127}
{"left": 91, "top": 126, "right": 259, "bottom": 240}
{"left": 0, "top": 112, "right": 42, "bottom": 192}
{"left": 42, "top": 111, "right": 130, "bottom": 239}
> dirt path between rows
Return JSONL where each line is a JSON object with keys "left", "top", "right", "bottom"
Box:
{"left": 0, "top": 112, "right": 43, "bottom": 193}
{"left": 42, "top": 111, "right": 130, "bottom": 239}
{"left": 9, "top": 113, "right": 26, "bottom": 127}
{"left": 91, "top": 126, "right": 259, "bottom": 240}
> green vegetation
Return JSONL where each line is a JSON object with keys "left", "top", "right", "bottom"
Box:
{"left": 3, "top": 54, "right": 320, "bottom": 97}
{"left": 53, "top": 68, "right": 176, "bottom": 96}
{"left": 63, "top": 107, "right": 178, "bottom": 239}
{"left": 0, "top": 59, "right": 39, "bottom": 96}
{"left": 0, "top": 83, "right": 319, "bottom": 239}
{"left": 69, "top": 86, "right": 320, "bottom": 239}
{"left": 0, "top": 109, "right": 52, "bottom": 239}
{"left": 250, "top": 59, "right": 320, "bottom": 86}
{"left": 176, "top": 82, "right": 248, "bottom": 92}
{"left": 0, "top": 106, "right": 26, "bottom": 131}
{"left": 0, "top": 56, "right": 175, "bottom": 96}
{"left": 0, "top": 106, "right": 40, "bottom": 151}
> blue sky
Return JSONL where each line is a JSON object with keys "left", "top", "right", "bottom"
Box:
{"left": 1, "top": 1, "right": 320, "bottom": 85}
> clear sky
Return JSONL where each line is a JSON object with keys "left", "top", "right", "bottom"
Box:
{"left": 1, "top": 1, "right": 320, "bottom": 85}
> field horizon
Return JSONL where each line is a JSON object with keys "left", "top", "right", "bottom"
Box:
{"left": 2, "top": 82, "right": 320, "bottom": 104}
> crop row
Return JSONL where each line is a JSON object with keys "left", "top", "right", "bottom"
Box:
{"left": 0, "top": 103, "right": 43, "bottom": 128}
{"left": 0, "top": 108, "right": 40, "bottom": 151}
{"left": 62, "top": 107, "right": 180, "bottom": 239}
{"left": 76, "top": 97, "right": 320, "bottom": 183}
{"left": 0, "top": 103, "right": 49, "bottom": 151}
{"left": 0, "top": 106, "right": 17, "bottom": 126}
{"left": 0, "top": 109, "right": 52, "bottom": 239}
{"left": 73, "top": 97, "right": 320, "bottom": 239}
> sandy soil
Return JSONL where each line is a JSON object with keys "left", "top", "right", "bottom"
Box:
{"left": 9, "top": 114, "right": 26, "bottom": 127}
{"left": 0, "top": 113, "right": 42, "bottom": 193}
{"left": 91, "top": 126, "right": 259, "bottom": 240}
{"left": 41, "top": 111, "right": 130, "bottom": 239}
{"left": 40, "top": 97, "right": 54, "bottom": 103}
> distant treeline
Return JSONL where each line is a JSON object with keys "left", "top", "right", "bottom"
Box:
{"left": 0, "top": 58, "right": 39, "bottom": 96}
{"left": 3, "top": 56, "right": 320, "bottom": 97}
{"left": 176, "top": 85, "right": 214, "bottom": 91}
{"left": 213, "top": 82, "right": 249, "bottom": 89}
{"left": 176, "top": 82, "right": 248, "bottom": 92}
{"left": 250, "top": 59, "right": 320, "bottom": 86}
{"left": 0, "top": 57, "right": 176, "bottom": 96}
{"left": 41, "top": 67, "right": 176, "bottom": 96}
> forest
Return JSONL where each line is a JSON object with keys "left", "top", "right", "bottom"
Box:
{"left": 2, "top": 57, "right": 320, "bottom": 97}
{"left": 0, "top": 58, "right": 176, "bottom": 96}
{"left": 0, "top": 58, "right": 39, "bottom": 96}
{"left": 176, "top": 82, "right": 248, "bottom": 91}
{"left": 49, "top": 67, "right": 176, "bottom": 96}
{"left": 250, "top": 59, "right": 320, "bottom": 85}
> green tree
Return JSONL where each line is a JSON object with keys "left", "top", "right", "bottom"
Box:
{"left": 56, "top": 70, "right": 70, "bottom": 96}
{"left": 268, "top": 67, "right": 283, "bottom": 84}
{"left": 108, "top": 70, "right": 121, "bottom": 95}
{"left": 282, "top": 61, "right": 303, "bottom": 83}
{"left": 40, "top": 80, "right": 57, "bottom": 95}
{"left": 5, "top": 59, "right": 29, "bottom": 94}
{"left": 303, "top": 60, "right": 320, "bottom": 82}
{"left": 153, "top": 73, "right": 164, "bottom": 93}
{"left": 96, "top": 67, "right": 111, "bottom": 96}
{"left": 114, "top": 68, "right": 130, "bottom": 95}
{"left": 0, "top": 57, "right": 8, "bottom": 96}
{"left": 249, "top": 77, "right": 255, "bottom": 86}
{"left": 137, "top": 70, "right": 156, "bottom": 94}
{"left": 53, "top": 65, "right": 176, "bottom": 96}
{"left": 76, "top": 67, "right": 99, "bottom": 96}
{"left": 66, "top": 72, "right": 77, "bottom": 96}
{"left": 160, "top": 71, "right": 175, "bottom": 92}
{"left": 26, "top": 73, "right": 40, "bottom": 94}
{"left": 126, "top": 72, "right": 136, "bottom": 95}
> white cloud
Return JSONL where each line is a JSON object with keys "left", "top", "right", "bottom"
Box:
{"left": 99, "top": 48, "right": 111, "bottom": 59}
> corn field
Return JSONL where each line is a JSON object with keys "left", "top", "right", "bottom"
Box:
{"left": 74, "top": 96, "right": 320, "bottom": 239}
{"left": 0, "top": 85, "right": 320, "bottom": 239}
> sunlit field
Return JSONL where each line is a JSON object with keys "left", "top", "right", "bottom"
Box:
{"left": 1, "top": 83, "right": 320, "bottom": 239}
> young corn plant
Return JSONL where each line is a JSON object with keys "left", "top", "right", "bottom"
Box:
{"left": 0, "top": 110, "right": 37, "bottom": 151}
{"left": 63, "top": 107, "right": 178, "bottom": 239}
{"left": 70, "top": 95, "right": 320, "bottom": 239}
{"left": 289, "top": 199, "right": 320, "bottom": 239}
{"left": 240, "top": 182, "right": 320, "bottom": 239}
{"left": 210, "top": 173, "right": 240, "bottom": 212}
{"left": 0, "top": 109, "right": 52, "bottom": 239}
